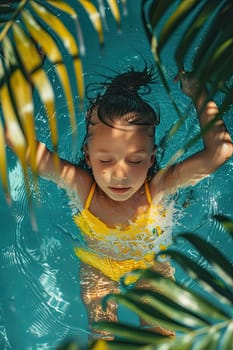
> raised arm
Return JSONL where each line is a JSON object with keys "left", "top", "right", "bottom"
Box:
{"left": 6, "top": 132, "right": 92, "bottom": 201}
{"left": 152, "top": 71, "right": 233, "bottom": 194}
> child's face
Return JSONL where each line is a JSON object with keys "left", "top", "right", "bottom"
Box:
{"left": 86, "top": 116, "right": 155, "bottom": 202}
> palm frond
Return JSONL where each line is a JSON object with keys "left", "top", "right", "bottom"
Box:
{"left": 214, "top": 215, "right": 233, "bottom": 237}
{"left": 78, "top": 0, "right": 104, "bottom": 46}
{"left": 175, "top": 232, "right": 233, "bottom": 286}
{"left": 0, "top": 1, "right": 19, "bottom": 23}
{"left": 142, "top": 0, "right": 233, "bottom": 112}
{"left": 94, "top": 218, "right": 233, "bottom": 349}
{"left": 21, "top": 9, "right": 77, "bottom": 137}
{"left": 0, "top": 0, "right": 123, "bottom": 199}
{"left": 0, "top": 117, "right": 9, "bottom": 199}
{"left": 0, "top": 75, "right": 30, "bottom": 196}
{"left": 106, "top": 0, "right": 121, "bottom": 28}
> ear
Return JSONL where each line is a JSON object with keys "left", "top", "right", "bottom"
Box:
{"left": 84, "top": 144, "right": 91, "bottom": 167}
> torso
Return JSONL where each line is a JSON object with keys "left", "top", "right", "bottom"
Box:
{"left": 73, "top": 180, "right": 173, "bottom": 261}
{"left": 87, "top": 183, "right": 150, "bottom": 228}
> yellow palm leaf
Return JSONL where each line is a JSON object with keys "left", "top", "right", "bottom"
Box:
{"left": 22, "top": 9, "right": 77, "bottom": 138}
{"left": 10, "top": 69, "right": 37, "bottom": 175}
{"left": 74, "top": 58, "right": 85, "bottom": 111}
{"left": 0, "top": 85, "right": 26, "bottom": 161}
{"left": 47, "top": 0, "right": 78, "bottom": 17}
{"left": 106, "top": 0, "right": 121, "bottom": 27}
{"left": 47, "top": 0, "right": 86, "bottom": 55}
{"left": 0, "top": 83, "right": 30, "bottom": 194}
{"left": 30, "top": 0, "right": 85, "bottom": 103}
{"left": 0, "top": 0, "right": 126, "bottom": 198}
{"left": 12, "top": 23, "right": 58, "bottom": 166}
{"left": 78, "top": 0, "right": 104, "bottom": 44}
{"left": 2, "top": 35, "right": 36, "bottom": 173}
{"left": 0, "top": 119, "right": 10, "bottom": 201}
{"left": 91, "top": 340, "right": 109, "bottom": 350}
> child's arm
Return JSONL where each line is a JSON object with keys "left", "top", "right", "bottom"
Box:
{"left": 153, "top": 72, "right": 233, "bottom": 193}
{"left": 6, "top": 132, "right": 92, "bottom": 201}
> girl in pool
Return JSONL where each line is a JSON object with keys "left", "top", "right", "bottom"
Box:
{"left": 6, "top": 64, "right": 233, "bottom": 337}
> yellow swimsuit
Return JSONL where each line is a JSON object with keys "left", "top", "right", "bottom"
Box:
{"left": 74, "top": 181, "right": 172, "bottom": 284}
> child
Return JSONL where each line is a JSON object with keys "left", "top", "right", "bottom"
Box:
{"left": 6, "top": 64, "right": 233, "bottom": 337}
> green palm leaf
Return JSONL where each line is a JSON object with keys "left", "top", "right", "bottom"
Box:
{"left": 94, "top": 321, "right": 172, "bottom": 345}
{"left": 221, "top": 322, "right": 233, "bottom": 349}
{"left": 127, "top": 271, "right": 229, "bottom": 320}
{"left": 192, "top": 4, "right": 233, "bottom": 72}
{"left": 0, "top": 2, "right": 18, "bottom": 22}
{"left": 162, "top": 249, "right": 233, "bottom": 304}
{"left": 176, "top": 233, "right": 233, "bottom": 286}
{"left": 94, "top": 219, "right": 233, "bottom": 349}
{"left": 142, "top": 0, "right": 233, "bottom": 112}
{"left": 174, "top": 1, "right": 225, "bottom": 68}
{"left": 156, "top": 0, "right": 203, "bottom": 52}
{"left": 215, "top": 215, "right": 233, "bottom": 237}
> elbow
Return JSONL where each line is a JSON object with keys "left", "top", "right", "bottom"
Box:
{"left": 218, "top": 141, "right": 233, "bottom": 164}
{"left": 211, "top": 141, "right": 233, "bottom": 169}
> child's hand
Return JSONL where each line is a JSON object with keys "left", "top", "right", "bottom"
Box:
{"left": 174, "top": 69, "right": 206, "bottom": 100}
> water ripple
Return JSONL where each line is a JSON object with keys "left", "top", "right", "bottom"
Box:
{"left": 1, "top": 160, "right": 87, "bottom": 349}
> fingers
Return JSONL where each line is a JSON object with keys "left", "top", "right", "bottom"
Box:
{"left": 205, "top": 101, "right": 219, "bottom": 115}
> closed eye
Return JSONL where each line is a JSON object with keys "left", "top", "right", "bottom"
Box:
{"left": 128, "top": 160, "right": 143, "bottom": 164}
{"left": 99, "top": 160, "right": 112, "bottom": 163}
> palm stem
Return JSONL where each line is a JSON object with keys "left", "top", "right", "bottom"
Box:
{"left": 0, "top": 0, "right": 28, "bottom": 42}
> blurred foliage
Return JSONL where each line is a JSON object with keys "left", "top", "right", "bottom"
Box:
{"left": 142, "top": 0, "right": 233, "bottom": 113}
{"left": 0, "top": 0, "right": 124, "bottom": 199}
{"left": 140, "top": 0, "right": 233, "bottom": 179}
{"left": 90, "top": 216, "right": 233, "bottom": 349}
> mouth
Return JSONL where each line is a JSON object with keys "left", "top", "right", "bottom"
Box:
{"left": 108, "top": 187, "right": 131, "bottom": 194}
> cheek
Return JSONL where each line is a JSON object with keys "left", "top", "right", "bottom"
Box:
{"left": 92, "top": 163, "right": 110, "bottom": 181}
{"left": 129, "top": 166, "right": 149, "bottom": 181}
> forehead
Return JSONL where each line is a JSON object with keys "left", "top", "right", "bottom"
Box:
{"left": 87, "top": 119, "right": 154, "bottom": 154}
{"left": 87, "top": 115, "right": 154, "bottom": 139}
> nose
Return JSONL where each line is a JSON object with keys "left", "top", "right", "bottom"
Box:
{"left": 111, "top": 162, "right": 128, "bottom": 181}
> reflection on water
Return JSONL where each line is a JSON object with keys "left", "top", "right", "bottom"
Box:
{"left": 0, "top": 162, "right": 88, "bottom": 349}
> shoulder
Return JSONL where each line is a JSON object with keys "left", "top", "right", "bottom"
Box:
{"left": 149, "top": 166, "right": 179, "bottom": 200}
{"left": 54, "top": 159, "right": 94, "bottom": 206}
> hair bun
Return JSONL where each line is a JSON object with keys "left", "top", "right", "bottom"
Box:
{"left": 105, "top": 65, "right": 156, "bottom": 96}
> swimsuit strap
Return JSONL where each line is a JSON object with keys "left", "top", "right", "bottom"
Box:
{"left": 84, "top": 181, "right": 96, "bottom": 210}
{"left": 145, "top": 180, "right": 152, "bottom": 205}
{"left": 84, "top": 180, "right": 151, "bottom": 209}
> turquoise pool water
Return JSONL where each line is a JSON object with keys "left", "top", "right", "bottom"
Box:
{"left": 1, "top": 2, "right": 233, "bottom": 349}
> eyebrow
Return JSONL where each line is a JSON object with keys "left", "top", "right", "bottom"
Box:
{"left": 95, "top": 150, "right": 148, "bottom": 155}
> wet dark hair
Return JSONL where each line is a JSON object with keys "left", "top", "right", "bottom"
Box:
{"left": 78, "top": 64, "right": 160, "bottom": 177}
{"left": 86, "top": 64, "right": 160, "bottom": 128}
